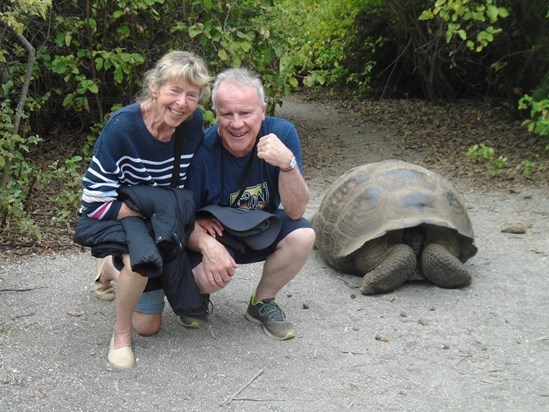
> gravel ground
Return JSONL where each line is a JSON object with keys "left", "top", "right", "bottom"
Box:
{"left": 1, "top": 95, "right": 548, "bottom": 411}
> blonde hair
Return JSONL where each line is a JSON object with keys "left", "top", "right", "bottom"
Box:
{"left": 137, "top": 51, "right": 212, "bottom": 102}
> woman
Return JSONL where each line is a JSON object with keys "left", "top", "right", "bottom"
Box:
{"left": 76, "top": 51, "right": 212, "bottom": 368}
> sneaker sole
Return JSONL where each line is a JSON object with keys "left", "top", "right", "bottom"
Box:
{"left": 177, "top": 318, "right": 205, "bottom": 329}
{"left": 244, "top": 312, "right": 295, "bottom": 341}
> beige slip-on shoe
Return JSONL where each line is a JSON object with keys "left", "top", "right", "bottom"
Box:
{"left": 92, "top": 257, "right": 115, "bottom": 301}
{"left": 108, "top": 336, "right": 135, "bottom": 369}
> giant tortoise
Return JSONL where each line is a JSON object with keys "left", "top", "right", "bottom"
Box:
{"left": 313, "top": 160, "right": 477, "bottom": 294}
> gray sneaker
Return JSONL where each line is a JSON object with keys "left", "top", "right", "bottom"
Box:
{"left": 177, "top": 295, "right": 212, "bottom": 329}
{"left": 244, "top": 293, "right": 295, "bottom": 340}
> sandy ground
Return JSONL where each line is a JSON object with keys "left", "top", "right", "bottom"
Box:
{"left": 1, "top": 96, "right": 548, "bottom": 411}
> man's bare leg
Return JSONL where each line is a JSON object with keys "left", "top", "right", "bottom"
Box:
{"left": 255, "top": 228, "right": 315, "bottom": 300}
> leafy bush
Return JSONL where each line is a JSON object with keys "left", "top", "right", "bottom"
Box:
{"left": 0, "top": 0, "right": 299, "bottom": 240}
{"left": 467, "top": 143, "right": 508, "bottom": 175}
{"left": 266, "top": 0, "right": 372, "bottom": 89}
{"left": 1, "top": 0, "right": 548, "bottom": 242}
{"left": 1, "top": 0, "right": 52, "bottom": 237}
{"left": 518, "top": 95, "right": 549, "bottom": 137}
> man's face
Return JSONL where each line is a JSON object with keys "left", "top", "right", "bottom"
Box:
{"left": 215, "top": 81, "right": 266, "bottom": 157}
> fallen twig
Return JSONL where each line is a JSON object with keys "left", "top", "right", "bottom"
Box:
{"left": 336, "top": 276, "right": 360, "bottom": 289}
{"left": 0, "top": 286, "right": 47, "bottom": 293}
{"left": 223, "top": 369, "right": 264, "bottom": 405}
{"left": 454, "top": 369, "right": 496, "bottom": 385}
{"left": 14, "top": 312, "right": 35, "bottom": 319}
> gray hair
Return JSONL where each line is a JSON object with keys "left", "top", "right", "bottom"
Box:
{"left": 211, "top": 67, "right": 267, "bottom": 111}
{"left": 137, "top": 51, "right": 212, "bottom": 102}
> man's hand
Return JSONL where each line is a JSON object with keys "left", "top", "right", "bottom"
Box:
{"left": 199, "top": 237, "right": 238, "bottom": 289}
{"left": 189, "top": 218, "right": 239, "bottom": 291}
{"left": 256, "top": 133, "right": 294, "bottom": 169}
{"left": 196, "top": 216, "right": 224, "bottom": 238}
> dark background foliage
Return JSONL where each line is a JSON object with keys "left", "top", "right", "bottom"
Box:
{"left": 1, "top": 0, "right": 547, "bottom": 247}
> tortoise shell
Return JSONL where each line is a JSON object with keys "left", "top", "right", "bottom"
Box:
{"left": 313, "top": 160, "right": 477, "bottom": 271}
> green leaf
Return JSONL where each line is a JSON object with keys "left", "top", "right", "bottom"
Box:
{"left": 51, "top": 59, "right": 68, "bottom": 74}
{"left": 218, "top": 49, "right": 229, "bottom": 61}
{"left": 204, "top": 20, "right": 212, "bottom": 32}
{"left": 497, "top": 7, "right": 509, "bottom": 18}
{"left": 55, "top": 32, "right": 65, "bottom": 47}
{"left": 171, "top": 22, "right": 188, "bottom": 33}
{"left": 486, "top": 5, "right": 498, "bottom": 23}
{"left": 418, "top": 10, "right": 434, "bottom": 21}
{"left": 117, "top": 24, "right": 130, "bottom": 38}
{"left": 95, "top": 57, "right": 104, "bottom": 70}
{"left": 188, "top": 25, "right": 202, "bottom": 38}
{"left": 240, "top": 41, "right": 252, "bottom": 52}
{"left": 231, "top": 56, "right": 241, "bottom": 67}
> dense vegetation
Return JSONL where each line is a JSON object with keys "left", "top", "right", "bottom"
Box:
{"left": 1, "top": 0, "right": 548, "bottom": 241}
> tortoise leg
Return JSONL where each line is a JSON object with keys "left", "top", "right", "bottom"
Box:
{"left": 360, "top": 244, "right": 416, "bottom": 295}
{"left": 420, "top": 243, "right": 471, "bottom": 288}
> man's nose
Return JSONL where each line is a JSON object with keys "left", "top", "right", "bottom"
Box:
{"left": 230, "top": 115, "right": 244, "bottom": 127}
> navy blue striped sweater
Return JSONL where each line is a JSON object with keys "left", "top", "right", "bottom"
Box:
{"left": 80, "top": 103, "right": 203, "bottom": 220}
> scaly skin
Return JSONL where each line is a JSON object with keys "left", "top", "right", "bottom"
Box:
{"left": 420, "top": 243, "right": 471, "bottom": 288}
{"left": 360, "top": 244, "right": 417, "bottom": 295}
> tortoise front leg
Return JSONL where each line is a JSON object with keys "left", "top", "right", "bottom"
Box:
{"left": 420, "top": 243, "right": 471, "bottom": 288}
{"left": 359, "top": 244, "right": 416, "bottom": 295}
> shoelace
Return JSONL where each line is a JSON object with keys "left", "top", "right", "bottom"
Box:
{"left": 257, "top": 300, "right": 286, "bottom": 321}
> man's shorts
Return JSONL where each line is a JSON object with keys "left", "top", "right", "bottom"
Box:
{"left": 136, "top": 209, "right": 312, "bottom": 315}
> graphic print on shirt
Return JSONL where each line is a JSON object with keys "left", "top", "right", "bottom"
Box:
{"left": 230, "top": 182, "right": 269, "bottom": 210}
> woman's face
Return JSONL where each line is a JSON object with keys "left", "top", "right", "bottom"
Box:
{"left": 151, "top": 79, "right": 201, "bottom": 128}
{"left": 214, "top": 81, "right": 266, "bottom": 158}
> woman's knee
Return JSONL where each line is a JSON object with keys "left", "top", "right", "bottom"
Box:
{"left": 132, "top": 312, "right": 162, "bottom": 336}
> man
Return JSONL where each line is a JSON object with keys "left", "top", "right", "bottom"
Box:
{"left": 185, "top": 67, "right": 316, "bottom": 340}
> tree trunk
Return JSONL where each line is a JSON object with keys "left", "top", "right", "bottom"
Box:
{"left": 0, "top": 22, "right": 36, "bottom": 190}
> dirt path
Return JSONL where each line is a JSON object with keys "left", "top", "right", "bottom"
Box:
{"left": 1, "top": 95, "right": 548, "bottom": 411}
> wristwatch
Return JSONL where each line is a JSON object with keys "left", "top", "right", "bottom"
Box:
{"left": 281, "top": 156, "right": 297, "bottom": 172}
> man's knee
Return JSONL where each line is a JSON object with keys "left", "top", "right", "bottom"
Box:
{"left": 132, "top": 312, "right": 162, "bottom": 336}
{"left": 284, "top": 227, "right": 316, "bottom": 253}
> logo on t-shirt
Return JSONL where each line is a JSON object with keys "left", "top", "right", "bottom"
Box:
{"left": 231, "top": 182, "right": 269, "bottom": 210}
